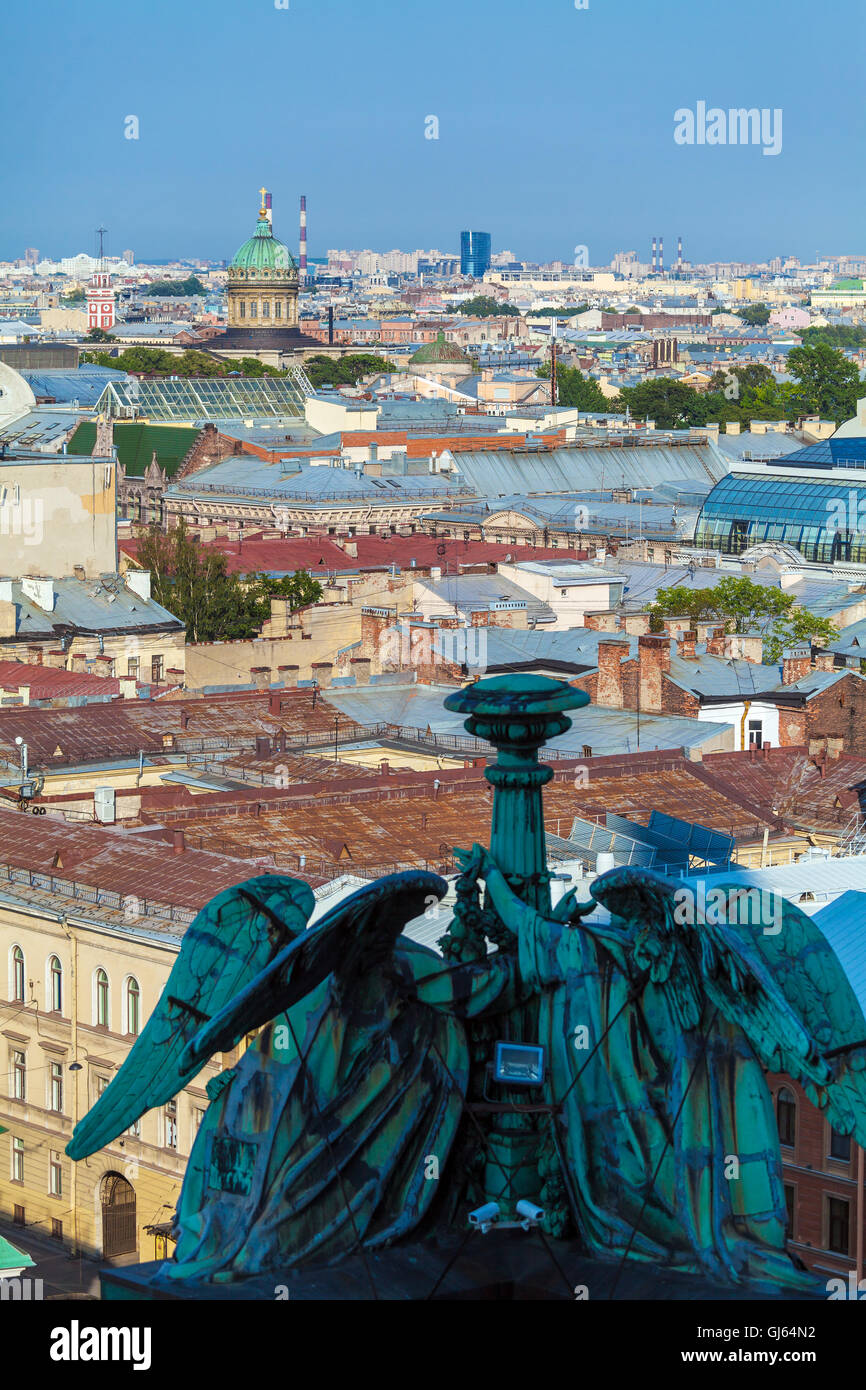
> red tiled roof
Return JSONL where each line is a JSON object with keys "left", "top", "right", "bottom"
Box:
{"left": 121, "top": 535, "right": 580, "bottom": 576}
{"left": 0, "top": 661, "right": 146, "bottom": 700}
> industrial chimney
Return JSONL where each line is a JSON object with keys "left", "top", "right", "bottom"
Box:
{"left": 677, "top": 235, "right": 683, "bottom": 273}
{"left": 651, "top": 236, "right": 656, "bottom": 274}
{"left": 299, "top": 194, "right": 308, "bottom": 282}
{"left": 658, "top": 235, "right": 664, "bottom": 275}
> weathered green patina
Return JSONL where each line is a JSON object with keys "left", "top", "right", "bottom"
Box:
{"left": 67, "top": 676, "right": 866, "bottom": 1293}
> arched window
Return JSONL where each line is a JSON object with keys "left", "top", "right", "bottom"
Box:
{"left": 777, "top": 1087, "right": 796, "bottom": 1148}
{"left": 11, "top": 946, "right": 24, "bottom": 1003}
{"left": 95, "top": 969, "right": 110, "bottom": 1028}
{"left": 49, "top": 956, "right": 62, "bottom": 1014}
{"left": 125, "top": 978, "right": 140, "bottom": 1037}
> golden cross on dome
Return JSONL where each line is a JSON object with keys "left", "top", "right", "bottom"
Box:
{"left": 259, "top": 186, "right": 268, "bottom": 214}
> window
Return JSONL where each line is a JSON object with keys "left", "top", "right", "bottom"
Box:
{"left": 275, "top": 300, "right": 281, "bottom": 319}
{"left": 49, "top": 955, "right": 62, "bottom": 1014}
{"left": 49, "top": 1151, "right": 62, "bottom": 1197}
{"left": 11, "top": 945, "right": 24, "bottom": 1002}
{"left": 11, "top": 1138, "right": 23, "bottom": 1183}
{"left": 193, "top": 1107, "right": 205, "bottom": 1135}
{"left": 783, "top": 1184, "right": 795, "bottom": 1239}
{"left": 262, "top": 301, "right": 270, "bottom": 317}
{"left": 164, "top": 1100, "right": 178, "bottom": 1149}
{"left": 125, "top": 978, "right": 141, "bottom": 1036}
{"left": 13, "top": 1204, "right": 24, "bottom": 1226}
{"left": 95, "top": 969, "right": 110, "bottom": 1027}
{"left": 748, "top": 720, "right": 763, "bottom": 749}
{"left": 49, "top": 1061, "right": 63, "bottom": 1113}
{"left": 830, "top": 1128, "right": 852, "bottom": 1163}
{"left": 125, "top": 1116, "right": 141, "bottom": 1139}
{"left": 239, "top": 300, "right": 246, "bottom": 318}
{"left": 127, "top": 657, "right": 139, "bottom": 680}
{"left": 51, "top": 1218, "right": 63, "bottom": 1241}
{"left": 11, "top": 1050, "right": 25, "bottom": 1101}
{"left": 828, "top": 1197, "right": 850, "bottom": 1255}
{"left": 151, "top": 655, "right": 164, "bottom": 683}
{"left": 249, "top": 301, "right": 257, "bottom": 318}
{"left": 777, "top": 1087, "right": 796, "bottom": 1148}
{"left": 95, "top": 1075, "right": 109, "bottom": 1101}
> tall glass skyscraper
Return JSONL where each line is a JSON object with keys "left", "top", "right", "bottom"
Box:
{"left": 460, "top": 230, "right": 491, "bottom": 278}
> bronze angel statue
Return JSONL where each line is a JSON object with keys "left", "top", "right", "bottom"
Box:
{"left": 66, "top": 676, "right": 866, "bottom": 1295}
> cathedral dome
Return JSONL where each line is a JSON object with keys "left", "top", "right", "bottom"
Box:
{"left": 229, "top": 204, "right": 296, "bottom": 280}
{"left": 409, "top": 331, "right": 471, "bottom": 367}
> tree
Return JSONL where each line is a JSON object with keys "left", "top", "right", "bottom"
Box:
{"left": 303, "top": 354, "right": 396, "bottom": 389}
{"left": 649, "top": 575, "right": 838, "bottom": 663}
{"left": 526, "top": 304, "right": 588, "bottom": 318}
{"left": 799, "top": 325, "right": 866, "bottom": 351}
{"left": 145, "top": 275, "right": 207, "bottom": 297}
{"left": 134, "top": 521, "right": 323, "bottom": 643}
{"left": 616, "top": 379, "right": 709, "bottom": 429}
{"left": 456, "top": 296, "right": 519, "bottom": 318}
{"left": 786, "top": 342, "right": 860, "bottom": 423}
{"left": 84, "top": 327, "right": 116, "bottom": 343}
{"left": 736, "top": 303, "right": 771, "bottom": 327}
{"left": 535, "top": 362, "right": 607, "bottom": 410}
{"left": 61, "top": 288, "right": 86, "bottom": 304}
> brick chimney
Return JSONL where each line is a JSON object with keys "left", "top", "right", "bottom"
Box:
{"left": 44, "top": 650, "right": 66, "bottom": 669}
{"left": 781, "top": 648, "right": 811, "bottom": 685}
{"left": 814, "top": 652, "right": 835, "bottom": 671}
{"left": 679, "top": 629, "right": 697, "bottom": 660}
{"left": 623, "top": 613, "right": 651, "bottom": 636}
{"left": 706, "top": 626, "right": 727, "bottom": 657}
{"left": 26, "top": 645, "right": 44, "bottom": 666}
{"left": 596, "top": 639, "right": 629, "bottom": 709}
{"left": 311, "top": 661, "right": 333, "bottom": 687}
{"left": 361, "top": 606, "right": 396, "bottom": 658}
{"left": 278, "top": 665, "right": 299, "bottom": 688}
{"left": 172, "top": 829, "right": 186, "bottom": 854}
{"left": 268, "top": 691, "right": 282, "bottom": 716}
{"left": 638, "top": 634, "right": 671, "bottom": 714}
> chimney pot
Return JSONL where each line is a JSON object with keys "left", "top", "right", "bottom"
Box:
{"left": 172, "top": 829, "right": 186, "bottom": 854}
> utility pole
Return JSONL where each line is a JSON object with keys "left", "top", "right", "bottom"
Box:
{"left": 550, "top": 337, "right": 557, "bottom": 407}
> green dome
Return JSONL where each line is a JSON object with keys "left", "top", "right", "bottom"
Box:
{"left": 230, "top": 215, "right": 296, "bottom": 278}
{"left": 409, "top": 331, "right": 471, "bottom": 366}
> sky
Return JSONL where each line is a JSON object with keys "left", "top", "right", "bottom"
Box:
{"left": 2, "top": 0, "right": 864, "bottom": 266}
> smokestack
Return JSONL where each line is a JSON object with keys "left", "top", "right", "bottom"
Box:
{"left": 328, "top": 304, "right": 334, "bottom": 345}
{"left": 658, "top": 235, "right": 664, "bottom": 275}
{"left": 677, "top": 235, "right": 683, "bottom": 272}
{"left": 265, "top": 191, "right": 272, "bottom": 226}
{"left": 300, "top": 194, "right": 308, "bottom": 279}
{"left": 651, "top": 237, "right": 656, "bottom": 273}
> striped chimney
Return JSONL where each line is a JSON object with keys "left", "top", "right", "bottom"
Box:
{"left": 651, "top": 237, "right": 656, "bottom": 273}
{"left": 265, "top": 191, "right": 272, "bottom": 225}
{"left": 658, "top": 235, "right": 664, "bottom": 274}
{"left": 677, "top": 235, "right": 683, "bottom": 271}
{"left": 299, "top": 194, "right": 308, "bottom": 275}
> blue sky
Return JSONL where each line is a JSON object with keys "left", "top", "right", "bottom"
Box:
{"left": 2, "top": 0, "right": 864, "bottom": 264}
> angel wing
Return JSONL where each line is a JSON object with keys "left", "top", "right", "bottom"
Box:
{"left": 67, "top": 869, "right": 447, "bottom": 1161}
{"left": 66, "top": 874, "right": 315, "bottom": 1160}
{"left": 589, "top": 866, "right": 866, "bottom": 1143}
{"left": 181, "top": 869, "right": 448, "bottom": 1068}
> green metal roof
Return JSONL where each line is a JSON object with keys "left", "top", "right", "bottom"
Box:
{"left": 230, "top": 216, "right": 296, "bottom": 276}
{"left": 0, "top": 1233, "right": 34, "bottom": 1271}
{"left": 68, "top": 421, "right": 198, "bottom": 477}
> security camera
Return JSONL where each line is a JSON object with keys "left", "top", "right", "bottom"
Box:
{"left": 468, "top": 1202, "right": 499, "bottom": 1231}
{"left": 516, "top": 1200, "right": 544, "bottom": 1227}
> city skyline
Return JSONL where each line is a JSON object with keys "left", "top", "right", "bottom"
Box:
{"left": 2, "top": 0, "right": 864, "bottom": 265}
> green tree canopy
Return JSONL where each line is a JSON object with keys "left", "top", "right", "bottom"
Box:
{"left": 455, "top": 296, "right": 519, "bottom": 318}
{"left": 786, "top": 342, "right": 860, "bottom": 423}
{"left": 134, "top": 521, "right": 323, "bottom": 643}
{"left": 145, "top": 275, "right": 208, "bottom": 297}
{"left": 303, "top": 353, "right": 396, "bottom": 389}
{"left": 535, "top": 362, "right": 607, "bottom": 410}
{"left": 735, "top": 303, "right": 771, "bottom": 326}
{"left": 649, "top": 575, "right": 838, "bottom": 664}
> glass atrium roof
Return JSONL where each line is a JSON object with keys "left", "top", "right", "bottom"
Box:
{"left": 695, "top": 468, "right": 866, "bottom": 565}
{"left": 93, "top": 368, "right": 314, "bottom": 423}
